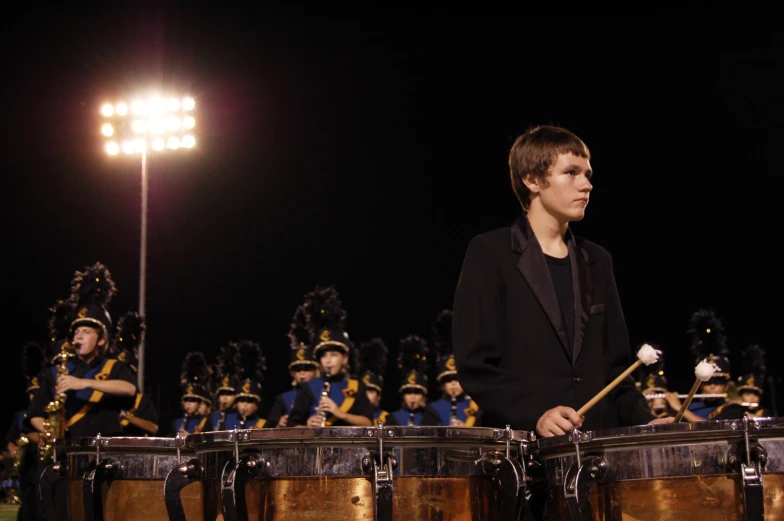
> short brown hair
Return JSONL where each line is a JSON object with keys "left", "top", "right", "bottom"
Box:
{"left": 509, "top": 125, "right": 590, "bottom": 211}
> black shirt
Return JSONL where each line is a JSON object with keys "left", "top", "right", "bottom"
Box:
{"left": 545, "top": 253, "right": 575, "bottom": 355}
{"left": 28, "top": 355, "right": 137, "bottom": 438}
{"left": 120, "top": 393, "right": 159, "bottom": 437}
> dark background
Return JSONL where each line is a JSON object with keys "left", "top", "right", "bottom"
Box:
{"left": 2, "top": 12, "right": 779, "bottom": 433}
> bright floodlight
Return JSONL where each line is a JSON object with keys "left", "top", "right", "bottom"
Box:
{"left": 134, "top": 139, "right": 147, "bottom": 152}
{"left": 152, "top": 138, "right": 165, "bottom": 151}
{"left": 105, "top": 142, "right": 119, "bottom": 155}
{"left": 165, "top": 116, "right": 180, "bottom": 130}
{"left": 116, "top": 103, "right": 128, "bottom": 116}
{"left": 149, "top": 119, "right": 165, "bottom": 134}
{"left": 101, "top": 104, "right": 114, "bottom": 117}
{"left": 182, "top": 135, "right": 195, "bottom": 148}
{"left": 182, "top": 97, "right": 195, "bottom": 111}
{"left": 183, "top": 116, "right": 195, "bottom": 129}
{"left": 132, "top": 120, "right": 146, "bottom": 133}
{"left": 150, "top": 98, "right": 166, "bottom": 115}
{"left": 101, "top": 123, "right": 114, "bottom": 137}
{"left": 121, "top": 141, "right": 135, "bottom": 154}
{"left": 167, "top": 137, "right": 180, "bottom": 149}
{"left": 132, "top": 100, "right": 147, "bottom": 115}
{"left": 167, "top": 98, "right": 180, "bottom": 111}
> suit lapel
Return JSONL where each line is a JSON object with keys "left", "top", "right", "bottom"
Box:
{"left": 569, "top": 235, "right": 592, "bottom": 362}
{"left": 511, "top": 216, "right": 571, "bottom": 359}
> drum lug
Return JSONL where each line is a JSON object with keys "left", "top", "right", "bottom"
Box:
{"left": 563, "top": 455, "right": 606, "bottom": 521}
{"left": 221, "top": 452, "right": 268, "bottom": 521}
{"left": 361, "top": 451, "right": 394, "bottom": 521}
{"left": 39, "top": 459, "right": 67, "bottom": 521}
{"left": 740, "top": 462, "right": 764, "bottom": 521}
{"left": 164, "top": 457, "right": 204, "bottom": 521}
{"left": 82, "top": 457, "right": 123, "bottom": 521}
{"left": 480, "top": 451, "right": 528, "bottom": 521}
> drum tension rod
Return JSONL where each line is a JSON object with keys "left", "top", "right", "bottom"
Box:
{"left": 221, "top": 427, "right": 267, "bottom": 521}
{"left": 563, "top": 427, "right": 605, "bottom": 521}
{"left": 731, "top": 416, "right": 766, "bottom": 521}
{"left": 361, "top": 423, "right": 397, "bottom": 521}
{"left": 165, "top": 433, "right": 204, "bottom": 521}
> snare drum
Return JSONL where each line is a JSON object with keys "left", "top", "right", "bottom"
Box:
{"left": 185, "top": 425, "right": 531, "bottom": 521}
{"left": 40, "top": 435, "right": 207, "bottom": 521}
{"left": 531, "top": 416, "right": 784, "bottom": 521}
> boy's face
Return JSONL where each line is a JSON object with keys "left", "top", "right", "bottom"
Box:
{"left": 701, "top": 381, "right": 728, "bottom": 395}
{"left": 236, "top": 400, "right": 258, "bottom": 417}
{"left": 527, "top": 153, "right": 593, "bottom": 223}
{"left": 740, "top": 391, "right": 760, "bottom": 404}
{"left": 72, "top": 326, "right": 105, "bottom": 358}
{"left": 182, "top": 400, "right": 199, "bottom": 415}
{"left": 197, "top": 402, "right": 210, "bottom": 415}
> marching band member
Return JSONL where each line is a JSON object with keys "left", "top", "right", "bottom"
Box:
{"left": 288, "top": 286, "right": 373, "bottom": 427}
{"left": 110, "top": 311, "right": 159, "bottom": 436}
{"left": 221, "top": 340, "right": 268, "bottom": 429}
{"left": 5, "top": 342, "right": 45, "bottom": 521}
{"left": 356, "top": 337, "right": 391, "bottom": 424}
{"left": 711, "top": 343, "right": 768, "bottom": 420}
{"left": 28, "top": 263, "right": 137, "bottom": 439}
{"left": 209, "top": 342, "right": 240, "bottom": 431}
{"left": 388, "top": 334, "right": 442, "bottom": 426}
{"left": 266, "top": 305, "right": 320, "bottom": 428}
{"left": 429, "top": 309, "right": 481, "bottom": 427}
{"left": 172, "top": 351, "right": 212, "bottom": 435}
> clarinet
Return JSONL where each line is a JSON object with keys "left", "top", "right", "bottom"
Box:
{"left": 179, "top": 412, "right": 190, "bottom": 436}
{"left": 239, "top": 415, "right": 247, "bottom": 429}
{"left": 450, "top": 394, "right": 458, "bottom": 426}
{"left": 217, "top": 411, "right": 226, "bottom": 431}
{"left": 408, "top": 410, "right": 415, "bottom": 426}
{"left": 320, "top": 375, "right": 332, "bottom": 427}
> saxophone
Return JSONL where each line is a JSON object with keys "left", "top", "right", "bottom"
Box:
{"left": 40, "top": 342, "right": 75, "bottom": 462}
{"left": 13, "top": 435, "right": 29, "bottom": 470}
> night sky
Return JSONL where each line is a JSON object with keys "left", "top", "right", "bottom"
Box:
{"left": 3, "top": 12, "right": 779, "bottom": 432}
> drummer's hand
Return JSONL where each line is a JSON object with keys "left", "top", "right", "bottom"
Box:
{"left": 120, "top": 410, "right": 128, "bottom": 419}
{"left": 319, "top": 397, "right": 343, "bottom": 418}
{"left": 648, "top": 417, "right": 674, "bottom": 425}
{"left": 56, "top": 375, "right": 87, "bottom": 393}
{"left": 536, "top": 406, "right": 583, "bottom": 437}
{"left": 276, "top": 414, "right": 288, "bottom": 428}
{"left": 306, "top": 415, "right": 323, "bottom": 427}
{"left": 664, "top": 392, "right": 682, "bottom": 410}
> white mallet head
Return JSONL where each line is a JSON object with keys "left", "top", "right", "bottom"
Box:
{"left": 636, "top": 344, "right": 661, "bottom": 365}
{"left": 695, "top": 360, "right": 718, "bottom": 381}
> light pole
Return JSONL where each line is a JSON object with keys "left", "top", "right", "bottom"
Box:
{"left": 100, "top": 95, "right": 196, "bottom": 391}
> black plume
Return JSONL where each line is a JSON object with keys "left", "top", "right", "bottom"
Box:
{"left": 111, "top": 311, "right": 145, "bottom": 355}
{"left": 358, "top": 338, "right": 388, "bottom": 376}
{"left": 397, "top": 334, "right": 430, "bottom": 375}
{"left": 180, "top": 351, "right": 211, "bottom": 386}
{"left": 22, "top": 342, "right": 45, "bottom": 380}
{"left": 288, "top": 304, "right": 310, "bottom": 349}
{"left": 47, "top": 299, "right": 74, "bottom": 344}
{"left": 430, "top": 309, "right": 453, "bottom": 365}
{"left": 70, "top": 262, "right": 117, "bottom": 307}
{"left": 302, "top": 285, "right": 346, "bottom": 337}
{"left": 237, "top": 340, "right": 266, "bottom": 383}
{"left": 687, "top": 309, "right": 729, "bottom": 361}
{"left": 212, "top": 342, "right": 240, "bottom": 387}
{"left": 742, "top": 344, "right": 767, "bottom": 381}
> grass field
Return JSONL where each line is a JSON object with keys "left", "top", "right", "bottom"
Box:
{"left": 0, "top": 505, "right": 18, "bottom": 521}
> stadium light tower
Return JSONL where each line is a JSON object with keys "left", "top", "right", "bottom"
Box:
{"left": 100, "top": 95, "right": 196, "bottom": 391}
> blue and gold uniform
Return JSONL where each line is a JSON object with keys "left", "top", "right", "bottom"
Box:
{"left": 173, "top": 351, "right": 212, "bottom": 435}
{"left": 388, "top": 334, "right": 442, "bottom": 426}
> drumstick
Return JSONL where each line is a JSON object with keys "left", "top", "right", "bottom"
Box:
{"left": 576, "top": 344, "right": 660, "bottom": 417}
{"left": 674, "top": 360, "right": 718, "bottom": 422}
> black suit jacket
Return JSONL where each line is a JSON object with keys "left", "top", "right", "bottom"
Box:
{"left": 453, "top": 215, "right": 654, "bottom": 433}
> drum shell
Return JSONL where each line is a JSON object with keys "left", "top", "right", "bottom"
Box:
{"left": 189, "top": 426, "right": 531, "bottom": 520}
{"left": 62, "top": 437, "right": 207, "bottom": 521}
{"left": 531, "top": 418, "right": 784, "bottom": 521}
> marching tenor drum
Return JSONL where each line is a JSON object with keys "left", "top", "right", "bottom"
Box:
{"left": 178, "top": 425, "right": 531, "bottom": 521}
{"left": 530, "top": 416, "right": 784, "bottom": 521}
{"left": 39, "top": 434, "right": 208, "bottom": 521}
